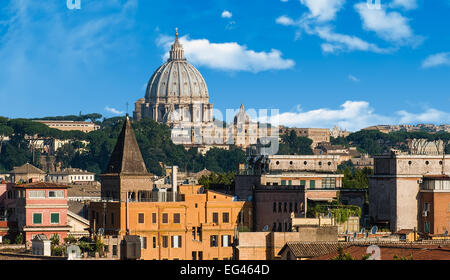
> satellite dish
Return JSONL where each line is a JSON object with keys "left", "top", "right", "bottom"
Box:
{"left": 360, "top": 228, "right": 365, "bottom": 234}
{"left": 371, "top": 226, "right": 378, "bottom": 235}
{"left": 263, "top": 225, "right": 269, "bottom": 232}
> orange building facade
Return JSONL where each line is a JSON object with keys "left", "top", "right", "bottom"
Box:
{"left": 90, "top": 185, "right": 252, "bottom": 260}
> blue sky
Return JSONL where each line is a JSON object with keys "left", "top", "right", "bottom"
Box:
{"left": 0, "top": 0, "right": 449, "bottom": 131}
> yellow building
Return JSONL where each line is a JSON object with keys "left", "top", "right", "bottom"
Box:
{"left": 89, "top": 114, "right": 252, "bottom": 260}
{"left": 90, "top": 185, "right": 252, "bottom": 260}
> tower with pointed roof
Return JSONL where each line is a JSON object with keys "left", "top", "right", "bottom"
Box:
{"left": 100, "top": 114, "right": 154, "bottom": 201}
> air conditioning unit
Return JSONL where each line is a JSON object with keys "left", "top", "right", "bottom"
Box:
{"left": 422, "top": 211, "right": 428, "bottom": 217}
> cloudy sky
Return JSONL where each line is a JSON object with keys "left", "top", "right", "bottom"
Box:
{"left": 0, "top": 0, "right": 449, "bottom": 131}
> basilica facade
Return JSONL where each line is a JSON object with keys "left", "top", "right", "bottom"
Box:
{"left": 133, "top": 30, "right": 276, "bottom": 151}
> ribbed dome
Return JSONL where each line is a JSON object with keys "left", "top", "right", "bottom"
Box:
{"left": 145, "top": 30, "right": 209, "bottom": 102}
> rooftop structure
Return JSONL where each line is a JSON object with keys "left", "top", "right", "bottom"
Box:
{"left": 33, "top": 120, "right": 100, "bottom": 133}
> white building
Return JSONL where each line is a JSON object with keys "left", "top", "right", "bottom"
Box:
{"left": 47, "top": 168, "right": 95, "bottom": 184}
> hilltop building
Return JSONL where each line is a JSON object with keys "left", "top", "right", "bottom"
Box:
{"left": 133, "top": 30, "right": 276, "bottom": 151}
{"left": 279, "top": 126, "right": 330, "bottom": 149}
{"left": 33, "top": 120, "right": 100, "bottom": 133}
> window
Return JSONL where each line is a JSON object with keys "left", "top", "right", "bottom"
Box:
{"left": 153, "top": 237, "right": 157, "bottom": 248}
{"left": 222, "top": 235, "right": 231, "bottom": 247}
{"left": 210, "top": 235, "right": 218, "bottom": 247}
{"left": 171, "top": 236, "right": 182, "bottom": 248}
{"left": 212, "top": 212, "right": 219, "bottom": 224}
{"left": 424, "top": 222, "right": 430, "bottom": 233}
{"left": 288, "top": 180, "right": 292, "bottom": 185}
{"left": 33, "top": 213, "right": 42, "bottom": 224}
{"left": 273, "top": 202, "right": 276, "bottom": 213}
{"left": 281, "top": 180, "right": 286, "bottom": 186}
{"left": 162, "top": 213, "right": 168, "bottom": 224}
{"left": 138, "top": 213, "right": 145, "bottom": 224}
{"left": 284, "top": 202, "right": 287, "bottom": 213}
{"left": 162, "top": 236, "right": 169, "bottom": 248}
{"left": 192, "top": 251, "right": 197, "bottom": 260}
{"left": 198, "top": 251, "right": 203, "bottom": 260}
{"left": 310, "top": 180, "right": 316, "bottom": 189}
{"left": 152, "top": 213, "right": 157, "bottom": 224}
{"left": 29, "top": 190, "right": 45, "bottom": 198}
{"left": 289, "top": 202, "right": 293, "bottom": 213}
{"left": 112, "top": 245, "right": 118, "bottom": 256}
{"left": 222, "top": 213, "right": 229, "bottom": 223}
{"left": 294, "top": 202, "right": 298, "bottom": 212}
{"left": 111, "top": 213, "right": 114, "bottom": 225}
{"left": 173, "top": 213, "right": 180, "bottom": 224}
{"left": 197, "top": 227, "right": 202, "bottom": 241}
{"left": 140, "top": 236, "right": 147, "bottom": 249}
{"left": 50, "top": 213, "right": 60, "bottom": 224}
{"left": 278, "top": 202, "right": 282, "bottom": 213}
{"left": 300, "top": 180, "right": 306, "bottom": 187}
{"left": 322, "top": 178, "right": 336, "bottom": 189}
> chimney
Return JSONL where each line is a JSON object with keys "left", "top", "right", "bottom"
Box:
{"left": 172, "top": 166, "right": 178, "bottom": 200}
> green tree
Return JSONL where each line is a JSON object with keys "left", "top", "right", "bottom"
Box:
{"left": 278, "top": 130, "right": 314, "bottom": 155}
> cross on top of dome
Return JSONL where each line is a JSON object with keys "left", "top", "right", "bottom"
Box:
{"left": 169, "top": 27, "right": 185, "bottom": 61}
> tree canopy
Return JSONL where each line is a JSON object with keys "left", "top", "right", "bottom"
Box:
{"left": 278, "top": 130, "right": 314, "bottom": 155}
{"left": 331, "top": 129, "right": 450, "bottom": 156}
{"left": 0, "top": 115, "right": 247, "bottom": 176}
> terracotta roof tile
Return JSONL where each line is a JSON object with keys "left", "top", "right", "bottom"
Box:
{"left": 10, "top": 163, "right": 45, "bottom": 174}
{"left": 14, "top": 182, "right": 70, "bottom": 189}
{"left": 311, "top": 242, "right": 450, "bottom": 260}
{"left": 280, "top": 242, "right": 348, "bottom": 258}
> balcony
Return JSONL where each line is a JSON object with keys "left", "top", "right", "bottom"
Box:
{"left": 421, "top": 178, "right": 450, "bottom": 191}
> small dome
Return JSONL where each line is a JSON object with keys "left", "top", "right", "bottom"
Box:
{"left": 234, "top": 104, "right": 250, "bottom": 124}
{"left": 145, "top": 30, "right": 209, "bottom": 102}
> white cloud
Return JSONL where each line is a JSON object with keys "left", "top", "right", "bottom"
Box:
{"left": 157, "top": 35, "right": 295, "bottom": 72}
{"left": 276, "top": 15, "right": 296, "bottom": 26}
{"left": 259, "top": 101, "right": 450, "bottom": 132}
{"left": 261, "top": 101, "right": 391, "bottom": 131}
{"left": 221, "top": 10, "right": 232, "bottom": 18}
{"left": 105, "top": 106, "right": 124, "bottom": 115}
{"left": 354, "top": 2, "right": 423, "bottom": 45}
{"left": 276, "top": 3, "right": 389, "bottom": 54}
{"left": 390, "top": 0, "right": 418, "bottom": 10}
{"left": 300, "top": 0, "right": 346, "bottom": 22}
{"left": 421, "top": 52, "right": 450, "bottom": 69}
{"left": 397, "top": 108, "right": 450, "bottom": 124}
{"left": 348, "top": 74, "right": 360, "bottom": 82}
{"left": 314, "top": 26, "right": 390, "bottom": 53}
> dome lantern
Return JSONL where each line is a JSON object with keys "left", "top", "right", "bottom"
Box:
{"left": 169, "top": 27, "right": 185, "bottom": 61}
